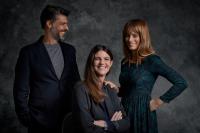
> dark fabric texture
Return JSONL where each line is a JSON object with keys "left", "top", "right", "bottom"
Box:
{"left": 44, "top": 43, "right": 64, "bottom": 79}
{"left": 72, "top": 82, "right": 130, "bottom": 133}
{"left": 13, "top": 36, "right": 80, "bottom": 129}
{"left": 119, "top": 54, "right": 188, "bottom": 133}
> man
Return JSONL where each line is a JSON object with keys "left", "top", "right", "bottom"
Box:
{"left": 13, "top": 5, "right": 80, "bottom": 133}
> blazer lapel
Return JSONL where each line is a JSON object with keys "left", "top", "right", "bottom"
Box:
{"left": 38, "top": 40, "right": 58, "bottom": 79}
{"left": 103, "top": 85, "right": 115, "bottom": 117}
{"left": 59, "top": 43, "right": 66, "bottom": 80}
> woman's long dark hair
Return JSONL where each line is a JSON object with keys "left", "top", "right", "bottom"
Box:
{"left": 84, "top": 45, "right": 113, "bottom": 103}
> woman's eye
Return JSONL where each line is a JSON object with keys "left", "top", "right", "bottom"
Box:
{"left": 104, "top": 58, "right": 110, "bottom": 61}
{"left": 94, "top": 57, "right": 100, "bottom": 61}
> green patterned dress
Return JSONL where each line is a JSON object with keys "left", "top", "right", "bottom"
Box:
{"left": 119, "top": 54, "right": 187, "bottom": 133}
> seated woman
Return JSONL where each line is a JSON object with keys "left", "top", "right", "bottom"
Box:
{"left": 72, "top": 45, "right": 130, "bottom": 133}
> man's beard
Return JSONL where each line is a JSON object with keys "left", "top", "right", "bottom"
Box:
{"left": 59, "top": 33, "right": 66, "bottom": 41}
{"left": 53, "top": 32, "right": 66, "bottom": 42}
{"left": 51, "top": 28, "right": 66, "bottom": 42}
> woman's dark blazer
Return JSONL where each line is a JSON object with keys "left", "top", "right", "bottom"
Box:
{"left": 72, "top": 81, "right": 130, "bottom": 133}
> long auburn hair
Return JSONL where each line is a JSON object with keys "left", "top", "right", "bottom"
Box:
{"left": 122, "top": 19, "right": 155, "bottom": 64}
{"left": 84, "top": 45, "right": 113, "bottom": 103}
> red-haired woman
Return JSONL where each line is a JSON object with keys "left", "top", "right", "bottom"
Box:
{"left": 118, "top": 19, "right": 188, "bottom": 133}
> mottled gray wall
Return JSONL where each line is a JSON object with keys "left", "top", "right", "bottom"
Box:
{"left": 0, "top": 0, "right": 200, "bottom": 132}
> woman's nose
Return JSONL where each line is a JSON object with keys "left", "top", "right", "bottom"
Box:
{"left": 129, "top": 35, "right": 133, "bottom": 41}
{"left": 99, "top": 59, "right": 105, "bottom": 64}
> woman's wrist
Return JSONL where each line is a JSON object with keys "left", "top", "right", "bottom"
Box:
{"left": 104, "top": 121, "right": 108, "bottom": 130}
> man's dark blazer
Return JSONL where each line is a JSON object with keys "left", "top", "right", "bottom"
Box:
{"left": 72, "top": 82, "right": 130, "bottom": 133}
{"left": 13, "top": 36, "right": 80, "bottom": 128}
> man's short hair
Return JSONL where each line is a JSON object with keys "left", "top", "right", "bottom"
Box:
{"left": 40, "top": 5, "right": 70, "bottom": 29}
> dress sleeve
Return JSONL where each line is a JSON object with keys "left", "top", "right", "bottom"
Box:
{"left": 152, "top": 55, "right": 188, "bottom": 103}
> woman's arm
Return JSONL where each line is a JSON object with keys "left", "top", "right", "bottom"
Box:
{"left": 152, "top": 55, "right": 188, "bottom": 103}
{"left": 107, "top": 87, "right": 130, "bottom": 133}
{"left": 73, "top": 82, "right": 106, "bottom": 133}
{"left": 104, "top": 81, "right": 119, "bottom": 93}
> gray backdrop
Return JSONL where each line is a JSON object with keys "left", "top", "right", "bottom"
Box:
{"left": 0, "top": 0, "right": 200, "bottom": 132}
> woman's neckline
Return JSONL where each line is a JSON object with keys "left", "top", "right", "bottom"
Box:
{"left": 123, "top": 54, "right": 155, "bottom": 65}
